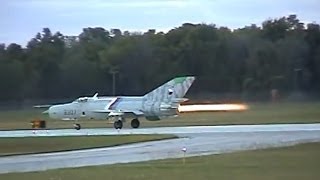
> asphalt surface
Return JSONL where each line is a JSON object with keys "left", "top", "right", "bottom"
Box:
{"left": 1, "top": 123, "right": 320, "bottom": 174}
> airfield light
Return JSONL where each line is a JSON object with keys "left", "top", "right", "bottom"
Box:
{"left": 181, "top": 146, "right": 187, "bottom": 165}
{"left": 178, "top": 104, "right": 248, "bottom": 113}
{"left": 181, "top": 146, "right": 187, "bottom": 152}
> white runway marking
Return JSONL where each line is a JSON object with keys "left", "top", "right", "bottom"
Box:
{"left": 0, "top": 123, "right": 320, "bottom": 174}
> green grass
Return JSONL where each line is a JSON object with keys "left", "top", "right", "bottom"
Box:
{"left": 2, "top": 142, "right": 320, "bottom": 180}
{"left": 0, "top": 135, "right": 176, "bottom": 156}
{"left": 0, "top": 102, "right": 320, "bottom": 130}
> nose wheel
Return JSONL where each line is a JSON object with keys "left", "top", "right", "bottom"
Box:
{"left": 74, "top": 123, "right": 81, "bottom": 130}
{"left": 131, "top": 118, "right": 140, "bottom": 128}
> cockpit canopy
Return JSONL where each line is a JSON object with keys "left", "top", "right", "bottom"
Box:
{"left": 73, "top": 97, "right": 89, "bottom": 103}
{"left": 72, "top": 93, "right": 99, "bottom": 103}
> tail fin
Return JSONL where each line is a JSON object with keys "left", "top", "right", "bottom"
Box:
{"left": 143, "top": 76, "right": 195, "bottom": 102}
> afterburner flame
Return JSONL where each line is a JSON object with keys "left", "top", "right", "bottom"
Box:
{"left": 178, "top": 104, "right": 248, "bottom": 112}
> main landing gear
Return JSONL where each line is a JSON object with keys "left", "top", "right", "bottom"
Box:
{"left": 72, "top": 117, "right": 141, "bottom": 130}
{"left": 114, "top": 120, "right": 123, "bottom": 129}
{"left": 113, "top": 118, "right": 140, "bottom": 129}
{"left": 131, "top": 118, "right": 140, "bottom": 128}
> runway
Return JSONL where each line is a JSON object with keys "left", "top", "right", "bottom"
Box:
{"left": 1, "top": 123, "right": 320, "bottom": 174}
{"left": 1, "top": 123, "right": 320, "bottom": 138}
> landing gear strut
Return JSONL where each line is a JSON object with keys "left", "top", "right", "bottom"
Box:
{"left": 131, "top": 118, "right": 140, "bottom": 128}
{"left": 74, "top": 123, "right": 81, "bottom": 130}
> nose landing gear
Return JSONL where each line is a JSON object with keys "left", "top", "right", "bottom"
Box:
{"left": 74, "top": 123, "right": 81, "bottom": 130}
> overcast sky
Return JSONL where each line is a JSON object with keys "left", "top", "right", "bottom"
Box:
{"left": 1, "top": 0, "right": 319, "bottom": 46}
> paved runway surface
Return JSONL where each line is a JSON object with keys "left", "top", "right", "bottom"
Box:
{"left": 1, "top": 123, "right": 320, "bottom": 174}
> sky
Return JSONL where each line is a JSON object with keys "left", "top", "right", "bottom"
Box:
{"left": 1, "top": 0, "right": 319, "bottom": 46}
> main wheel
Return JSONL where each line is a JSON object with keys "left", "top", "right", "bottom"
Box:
{"left": 131, "top": 118, "right": 140, "bottom": 128}
{"left": 74, "top": 123, "right": 81, "bottom": 130}
{"left": 114, "top": 120, "right": 123, "bottom": 129}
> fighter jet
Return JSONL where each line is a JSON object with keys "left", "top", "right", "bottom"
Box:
{"left": 38, "top": 76, "right": 195, "bottom": 130}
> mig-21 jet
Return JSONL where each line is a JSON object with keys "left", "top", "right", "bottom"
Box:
{"left": 36, "top": 76, "right": 195, "bottom": 130}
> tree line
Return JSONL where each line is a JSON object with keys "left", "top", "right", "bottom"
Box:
{"left": 0, "top": 14, "right": 319, "bottom": 101}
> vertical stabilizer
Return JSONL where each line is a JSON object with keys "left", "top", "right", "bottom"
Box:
{"left": 143, "top": 76, "right": 195, "bottom": 102}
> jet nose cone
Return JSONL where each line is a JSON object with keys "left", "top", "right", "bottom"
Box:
{"left": 48, "top": 106, "right": 58, "bottom": 118}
